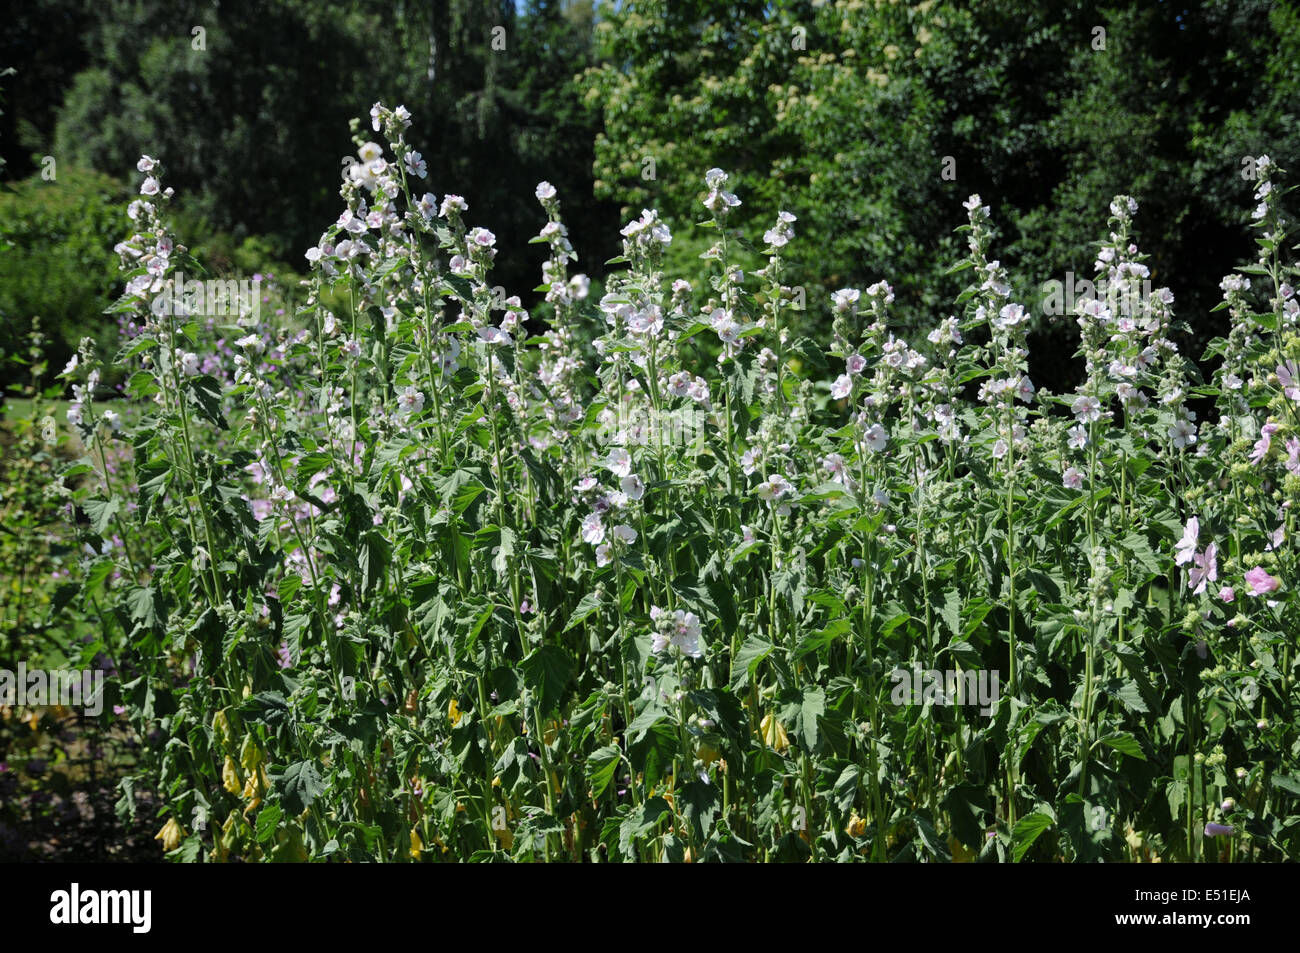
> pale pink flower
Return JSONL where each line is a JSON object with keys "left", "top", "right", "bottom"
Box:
{"left": 1188, "top": 542, "right": 1217, "bottom": 595}
{"left": 1071, "top": 394, "right": 1102, "bottom": 423}
{"left": 756, "top": 473, "right": 794, "bottom": 502}
{"left": 581, "top": 512, "right": 605, "bottom": 545}
{"left": 606, "top": 448, "right": 632, "bottom": 478}
{"left": 620, "top": 474, "right": 645, "bottom": 501}
{"left": 1062, "top": 467, "right": 1083, "bottom": 490}
{"left": 1276, "top": 360, "right": 1300, "bottom": 402}
{"left": 1174, "top": 517, "right": 1198, "bottom": 567}
{"left": 1244, "top": 566, "right": 1280, "bottom": 596}
{"left": 831, "top": 374, "right": 852, "bottom": 400}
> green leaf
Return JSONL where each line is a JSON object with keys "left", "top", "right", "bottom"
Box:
{"left": 1013, "top": 811, "right": 1053, "bottom": 862}
{"left": 82, "top": 498, "right": 120, "bottom": 535}
{"left": 1100, "top": 731, "right": 1146, "bottom": 761}
{"left": 255, "top": 804, "right": 282, "bottom": 843}
{"left": 586, "top": 745, "right": 622, "bottom": 799}
{"left": 564, "top": 591, "right": 602, "bottom": 631}
{"left": 1102, "top": 678, "right": 1149, "bottom": 714}
{"left": 275, "top": 760, "right": 326, "bottom": 815}
{"left": 519, "top": 645, "right": 575, "bottom": 716}
{"left": 186, "top": 374, "right": 228, "bottom": 429}
{"left": 730, "top": 634, "right": 773, "bottom": 689}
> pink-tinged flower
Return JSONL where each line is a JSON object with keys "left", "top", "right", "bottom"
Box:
{"left": 396, "top": 385, "right": 424, "bottom": 416}
{"left": 1174, "top": 517, "right": 1199, "bottom": 566}
{"left": 477, "top": 325, "right": 512, "bottom": 346}
{"left": 1168, "top": 418, "right": 1197, "bottom": 450}
{"left": 831, "top": 288, "right": 860, "bottom": 313}
{"left": 140, "top": 176, "right": 160, "bottom": 196}
{"left": 573, "top": 476, "right": 598, "bottom": 494}
{"left": 1204, "top": 822, "right": 1234, "bottom": 837}
{"left": 1219, "top": 586, "right": 1235, "bottom": 602}
{"left": 276, "top": 642, "right": 293, "bottom": 669}
{"left": 1286, "top": 437, "right": 1300, "bottom": 475}
{"left": 137, "top": 155, "right": 157, "bottom": 172}
{"left": 649, "top": 605, "right": 704, "bottom": 658}
{"left": 1244, "top": 566, "right": 1280, "bottom": 596}
{"left": 822, "top": 453, "right": 849, "bottom": 483}
{"left": 1062, "top": 467, "right": 1084, "bottom": 490}
{"left": 846, "top": 353, "right": 866, "bottom": 375}
{"left": 605, "top": 447, "right": 632, "bottom": 478}
{"left": 1071, "top": 394, "right": 1102, "bottom": 423}
{"left": 830, "top": 374, "right": 852, "bottom": 400}
{"left": 580, "top": 512, "right": 605, "bottom": 545}
{"left": 1188, "top": 542, "right": 1218, "bottom": 595}
{"left": 612, "top": 524, "right": 637, "bottom": 544}
{"left": 756, "top": 473, "right": 794, "bottom": 502}
{"left": 863, "top": 423, "right": 888, "bottom": 453}
{"left": 1067, "top": 424, "right": 1088, "bottom": 450}
{"left": 1249, "top": 422, "right": 1280, "bottom": 465}
{"left": 1277, "top": 360, "right": 1300, "bottom": 402}
{"left": 620, "top": 474, "right": 645, "bottom": 501}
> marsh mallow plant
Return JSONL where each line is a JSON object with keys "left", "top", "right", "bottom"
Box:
{"left": 54, "top": 106, "right": 1300, "bottom": 862}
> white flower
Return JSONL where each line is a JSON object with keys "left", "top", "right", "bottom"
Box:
{"left": 650, "top": 605, "right": 704, "bottom": 658}
{"left": 581, "top": 512, "right": 605, "bottom": 545}
{"left": 1168, "top": 418, "right": 1197, "bottom": 450}
{"left": 1174, "top": 517, "right": 1199, "bottom": 567}
{"left": 755, "top": 473, "right": 794, "bottom": 502}
{"left": 396, "top": 385, "right": 425, "bottom": 416}
{"left": 341, "top": 339, "right": 362, "bottom": 359}
{"left": 403, "top": 151, "right": 427, "bottom": 179}
{"left": 440, "top": 194, "right": 468, "bottom": 217}
{"left": 1071, "top": 394, "right": 1102, "bottom": 423}
{"left": 612, "top": 524, "right": 637, "bottom": 544}
{"left": 140, "top": 176, "right": 160, "bottom": 196}
{"left": 831, "top": 288, "right": 860, "bottom": 313}
{"left": 358, "top": 142, "right": 384, "bottom": 163}
{"left": 236, "top": 334, "right": 265, "bottom": 354}
{"left": 831, "top": 374, "right": 852, "bottom": 400}
{"left": 136, "top": 155, "right": 156, "bottom": 172}
{"left": 1062, "top": 467, "right": 1083, "bottom": 490}
{"left": 1067, "top": 424, "right": 1088, "bottom": 449}
{"left": 179, "top": 351, "right": 200, "bottom": 377}
{"left": 477, "top": 326, "right": 512, "bottom": 346}
{"left": 606, "top": 447, "right": 632, "bottom": 478}
{"left": 863, "top": 423, "right": 888, "bottom": 453}
{"left": 535, "top": 181, "right": 557, "bottom": 201}
{"left": 620, "top": 474, "right": 645, "bottom": 500}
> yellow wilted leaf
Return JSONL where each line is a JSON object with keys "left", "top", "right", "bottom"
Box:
{"left": 155, "top": 817, "right": 184, "bottom": 852}
{"left": 760, "top": 713, "right": 789, "bottom": 753}
{"left": 222, "top": 756, "right": 242, "bottom": 794}
{"left": 448, "top": 698, "right": 462, "bottom": 726}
